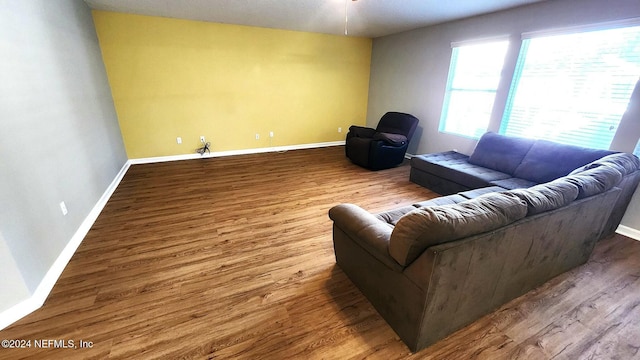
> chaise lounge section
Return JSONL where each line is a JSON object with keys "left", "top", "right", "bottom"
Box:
{"left": 329, "top": 132, "right": 640, "bottom": 352}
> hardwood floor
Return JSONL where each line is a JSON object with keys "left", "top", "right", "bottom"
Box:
{"left": 2, "top": 146, "right": 640, "bottom": 359}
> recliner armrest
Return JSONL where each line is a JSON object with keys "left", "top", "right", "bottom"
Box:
{"left": 373, "top": 132, "right": 408, "bottom": 146}
{"left": 329, "top": 204, "right": 402, "bottom": 270}
{"left": 348, "top": 125, "right": 376, "bottom": 138}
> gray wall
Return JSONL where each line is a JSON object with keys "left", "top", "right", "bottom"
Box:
{"left": 0, "top": 0, "right": 126, "bottom": 306}
{"left": 367, "top": 0, "right": 640, "bottom": 230}
{"left": 368, "top": 0, "right": 640, "bottom": 156}
{"left": 622, "top": 187, "right": 640, "bottom": 230}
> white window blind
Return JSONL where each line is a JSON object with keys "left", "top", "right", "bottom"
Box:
{"left": 500, "top": 23, "right": 640, "bottom": 149}
{"left": 439, "top": 40, "right": 509, "bottom": 139}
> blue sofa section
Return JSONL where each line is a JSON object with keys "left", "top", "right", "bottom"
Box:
{"left": 410, "top": 132, "right": 615, "bottom": 193}
{"left": 409, "top": 132, "right": 639, "bottom": 237}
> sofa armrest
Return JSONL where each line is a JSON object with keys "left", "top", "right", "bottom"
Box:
{"left": 329, "top": 204, "right": 401, "bottom": 270}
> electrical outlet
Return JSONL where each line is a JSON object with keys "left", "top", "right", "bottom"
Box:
{"left": 338, "top": 127, "right": 342, "bottom": 133}
{"left": 269, "top": 131, "right": 274, "bottom": 138}
{"left": 59, "top": 201, "right": 68, "bottom": 216}
{"left": 200, "top": 136, "right": 206, "bottom": 143}
{"left": 176, "top": 137, "right": 182, "bottom": 144}
{"left": 255, "top": 133, "right": 260, "bottom": 140}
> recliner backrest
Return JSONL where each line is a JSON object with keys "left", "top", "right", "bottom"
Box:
{"left": 376, "top": 112, "right": 419, "bottom": 142}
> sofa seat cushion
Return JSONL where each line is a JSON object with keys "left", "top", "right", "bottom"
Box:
{"left": 377, "top": 194, "right": 472, "bottom": 226}
{"left": 413, "top": 194, "right": 467, "bottom": 207}
{"left": 490, "top": 177, "right": 538, "bottom": 190}
{"left": 389, "top": 192, "right": 528, "bottom": 266}
{"left": 459, "top": 186, "right": 508, "bottom": 199}
{"left": 411, "top": 151, "right": 512, "bottom": 189}
{"left": 508, "top": 179, "right": 579, "bottom": 215}
{"left": 513, "top": 140, "right": 614, "bottom": 183}
{"left": 565, "top": 165, "right": 623, "bottom": 199}
{"left": 468, "top": 132, "right": 535, "bottom": 174}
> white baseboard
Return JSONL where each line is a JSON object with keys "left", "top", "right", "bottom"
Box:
{"left": 0, "top": 141, "right": 345, "bottom": 330}
{"left": 3, "top": 143, "right": 638, "bottom": 331}
{"left": 0, "top": 161, "right": 130, "bottom": 331}
{"left": 130, "top": 141, "right": 346, "bottom": 164}
{"left": 615, "top": 225, "right": 640, "bottom": 241}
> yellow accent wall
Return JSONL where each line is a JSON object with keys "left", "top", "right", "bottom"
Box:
{"left": 92, "top": 11, "right": 372, "bottom": 158}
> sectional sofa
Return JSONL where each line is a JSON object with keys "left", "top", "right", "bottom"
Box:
{"left": 329, "top": 132, "right": 640, "bottom": 352}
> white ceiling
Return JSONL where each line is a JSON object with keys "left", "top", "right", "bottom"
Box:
{"left": 84, "top": 0, "right": 547, "bottom": 38}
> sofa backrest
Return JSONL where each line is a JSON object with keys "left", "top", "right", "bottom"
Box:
{"left": 570, "top": 152, "right": 640, "bottom": 177}
{"left": 388, "top": 192, "right": 527, "bottom": 266}
{"left": 568, "top": 152, "right": 640, "bottom": 237}
{"left": 468, "top": 132, "right": 534, "bottom": 174}
{"left": 391, "top": 152, "right": 633, "bottom": 266}
{"left": 507, "top": 179, "right": 579, "bottom": 216}
{"left": 513, "top": 139, "right": 614, "bottom": 183}
{"left": 407, "top": 186, "right": 621, "bottom": 350}
{"left": 565, "top": 165, "right": 623, "bottom": 199}
{"left": 468, "top": 132, "right": 617, "bottom": 183}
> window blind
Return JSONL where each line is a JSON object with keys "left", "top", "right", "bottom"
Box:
{"left": 500, "top": 24, "right": 640, "bottom": 149}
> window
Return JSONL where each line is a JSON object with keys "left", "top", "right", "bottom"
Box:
{"left": 439, "top": 40, "right": 509, "bottom": 138}
{"left": 500, "top": 23, "right": 640, "bottom": 149}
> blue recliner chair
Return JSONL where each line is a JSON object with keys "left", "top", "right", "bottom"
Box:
{"left": 345, "top": 112, "right": 419, "bottom": 170}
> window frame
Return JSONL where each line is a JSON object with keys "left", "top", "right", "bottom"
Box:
{"left": 438, "top": 38, "right": 510, "bottom": 139}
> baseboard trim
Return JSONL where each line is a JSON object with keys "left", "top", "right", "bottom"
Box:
{"left": 0, "top": 141, "right": 346, "bottom": 330}
{"left": 130, "top": 141, "right": 346, "bottom": 165}
{"left": 0, "top": 161, "right": 131, "bottom": 331}
{"left": 4, "top": 146, "right": 638, "bottom": 331}
{"left": 615, "top": 225, "right": 640, "bottom": 241}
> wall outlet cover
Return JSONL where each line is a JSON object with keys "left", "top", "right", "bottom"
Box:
{"left": 59, "top": 201, "right": 68, "bottom": 216}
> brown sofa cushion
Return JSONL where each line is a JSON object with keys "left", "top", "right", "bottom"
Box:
{"left": 389, "top": 192, "right": 527, "bottom": 266}
{"left": 413, "top": 194, "right": 467, "bottom": 207}
{"left": 570, "top": 152, "right": 640, "bottom": 176}
{"left": 565, "top": 165, "right": 622, "bottom": 199}
{"left": 508, "top": 179, "right": 579, "bottom": 215}
{"left": 376, "top": 206, "right": 418, "bottom": 226}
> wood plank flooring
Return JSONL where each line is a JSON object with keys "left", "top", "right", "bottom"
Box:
{"left": 2, "top": 146, "right": 640, "bottom": 359}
